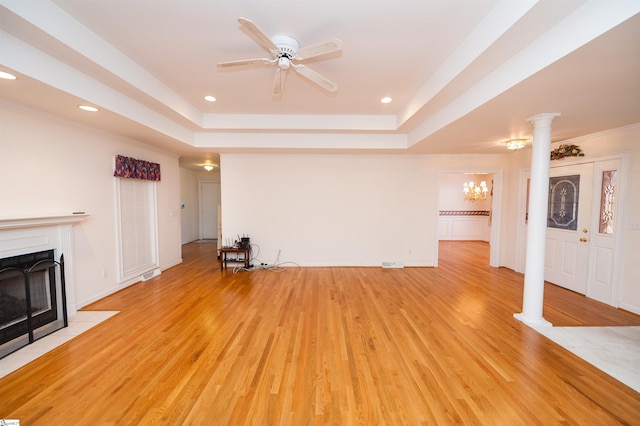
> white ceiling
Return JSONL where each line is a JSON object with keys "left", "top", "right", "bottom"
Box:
{"left": 1, "top": 1, "right": 639, "bottom": 170}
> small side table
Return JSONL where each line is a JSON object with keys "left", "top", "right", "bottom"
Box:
{"left": 219, "top": 247, "right": 251, "bottom": 270}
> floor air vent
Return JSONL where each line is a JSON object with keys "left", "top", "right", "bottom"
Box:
{"left": 381, "top": 262, "right": 404, "bottom": 269}
{"left": 140, "top": 268, "right": 161, "bottom": 281}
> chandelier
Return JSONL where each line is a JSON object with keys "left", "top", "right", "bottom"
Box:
{"left": 463, "top": 180, "right": 488, "bottom": 201}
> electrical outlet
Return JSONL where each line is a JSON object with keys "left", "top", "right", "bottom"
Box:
{"left": 630, "top": 221, "right": 640, "bottom": 230}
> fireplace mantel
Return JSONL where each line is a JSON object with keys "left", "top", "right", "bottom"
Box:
{"left": 0, "top": 213, "right": 90, "bottom": 318}
{"left": 0, "top": 213, "right": 90, "bottom": 230}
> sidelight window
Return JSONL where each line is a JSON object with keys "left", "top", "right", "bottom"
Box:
{"left": 598, "top": 170, "right": 618, "bottom": 235}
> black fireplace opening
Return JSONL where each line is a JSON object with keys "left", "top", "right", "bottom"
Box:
{"left": 0, "top": 250, "right": 67, "bottom": 359}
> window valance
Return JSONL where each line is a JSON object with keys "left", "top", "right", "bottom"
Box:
{"left": 114, "top": 155, "right": 161, "bottom": 181}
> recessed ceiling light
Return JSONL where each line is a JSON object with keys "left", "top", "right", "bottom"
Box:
{"left": 204, "top": 95, "right": 217, "bottom": 102}
{"left": 380, "top": 97, "right": 392, "bottom": 104}
{"left": 78, "top": 105, "right": 99, "bottom": 112}
{"left": 0, "top": 71, "right": 17, "bottom": 80}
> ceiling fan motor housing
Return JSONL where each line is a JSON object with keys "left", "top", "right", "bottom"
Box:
{"left": 273, "top": 35, "right": 300, "bottom": 59}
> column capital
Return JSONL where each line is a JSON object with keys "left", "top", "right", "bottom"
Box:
{"left": 527, "top": 112, "right": 561, "bottom": 125}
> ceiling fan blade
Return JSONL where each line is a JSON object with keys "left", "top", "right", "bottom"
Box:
{"left": 217, "top": 58, "right": 273, "bottom": 68}
{"left": 238, "top": 17, "right": 278, "bottom": 53}
{"left": 273, "top": 68, "right": 286, "bottom": 96}
{"left": 293, "top": 64, "right": 338, "bottom": 92}
{"left": 294, "top": 38, "right": 343, "bottom": 61}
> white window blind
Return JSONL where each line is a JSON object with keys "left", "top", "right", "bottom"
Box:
{"left": 116, "top": 177, "right": 158, "bottom": 281}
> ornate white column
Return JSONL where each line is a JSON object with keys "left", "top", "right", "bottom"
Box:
{"left": 514, "top": 113, "right": 560, "bottom": 328}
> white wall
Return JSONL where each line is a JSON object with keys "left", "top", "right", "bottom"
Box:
{"left": 221, "top": 154, "right": 432, "bottom": 266}
{"left": 220, "top": 153, "right": 510, "bottom": 267}
{"left": 0, "top": 102, "right": 183, "bottom": 308}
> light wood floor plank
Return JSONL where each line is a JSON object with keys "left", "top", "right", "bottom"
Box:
{"left": 1, "top": 240, "right": 639, "bottom": 424}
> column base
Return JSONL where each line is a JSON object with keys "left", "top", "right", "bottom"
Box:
{"left": 513, "top": 313, "right": 552, "bottom": 329}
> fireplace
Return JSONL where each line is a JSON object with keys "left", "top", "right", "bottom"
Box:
{"left": 0, "top": 214, "right": 88, "bottom": 357}
{"left": 0, "top": 249, "right": 68, "bottom": 358}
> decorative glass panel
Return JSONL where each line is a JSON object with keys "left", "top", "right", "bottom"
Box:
{"left": 547, "top": 175, "right": 579, "bottom": 231}
{"left": 599, "top": 170, "right": 618, "bottom": 235}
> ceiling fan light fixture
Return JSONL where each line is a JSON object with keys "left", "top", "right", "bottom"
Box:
{"left": 278, "top": 57, "right": 291, "bottom": 70}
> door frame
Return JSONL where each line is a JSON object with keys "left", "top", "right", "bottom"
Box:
{"left": 115, "top": 177, "right": 159, "bottom": 284}
{"left": 435, "top": 169, "right": 503, "bottom": 268}
{"left": 545, "top": 162, "right": 594, "bottom": 294}
{"left": 516, "top": 152, "right": 629, "bottom": 307}
{"left": 588, "top": 155, "right": 629, "bottom": 308}
{"left": 198, "top": 181, "right": 220, "bottom": 240}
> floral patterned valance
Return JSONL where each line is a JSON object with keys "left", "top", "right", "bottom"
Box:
{"left": 114, "top": 155, "right": 161, "bottom": 181}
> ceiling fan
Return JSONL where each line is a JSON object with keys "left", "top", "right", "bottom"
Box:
{"left": 217, "top": 18, "right": 343, "bottom": 96}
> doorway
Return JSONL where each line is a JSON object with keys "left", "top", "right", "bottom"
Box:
{"left": 545, "top": 163, "right": 593, "bottom": 294}
{"left": 199, "top": 181, "right": 220, "bottom": 240}
{"left": 116, "top": 177, "right": 158, "bottom": 282}
{"left": 436, "top": 170, "right": 502, "bottom": 267}
{"left": 517, "top": 155, "right": 626, "bottom": 307}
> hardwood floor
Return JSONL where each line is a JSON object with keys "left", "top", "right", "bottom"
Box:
{"left": 1, "top": 241, "right": 639, "bottom": 424}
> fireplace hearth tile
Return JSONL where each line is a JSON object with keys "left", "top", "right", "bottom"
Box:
{"left": 0, "top": 310, "right": 119, "bottom": 379}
